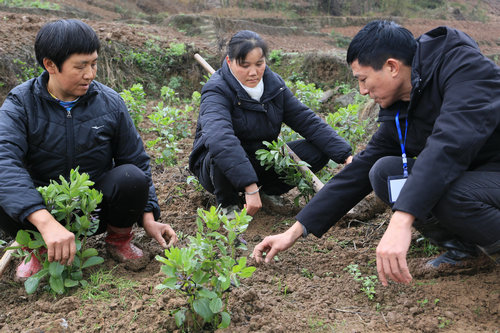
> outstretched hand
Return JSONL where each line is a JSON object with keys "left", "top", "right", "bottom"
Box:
{"left": 253, "top": 221, "right": 303, "bottom": 263}
{"left": 376, "top": 211, "right": 414, "bottom": 286}
{"left": 142, "top": 212, "right": 177, "bottom": 248}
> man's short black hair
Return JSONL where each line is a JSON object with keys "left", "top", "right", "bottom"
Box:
{"left": 347, "top": 20, "right": 416, "bottom": 70}
{"left": 227, "top": 30, "right": 268, "bottom": 65}
{"left": 35, "top": 19, "right": 100, "bottom": 71}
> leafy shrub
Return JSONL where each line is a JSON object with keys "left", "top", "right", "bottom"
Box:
{"left": 256, "top": 138, "right": 315, "bottom": 205}
{"left": 0, "top": 0, "right": 60, "bottom": 10}
{"left": 156, "top": 207, "right": 256, "bottom": 330}
{"left": 146, "top": 87, "right": 192, "bottom": 166}
{"left": 11, "top": 169, "right": 104, "bottom": 295}
{"left": 269, "top": 49, "right": 283, "bottom": 66}
{"left": 326, "top": 103, "right": 369, "bottom": 152}
{"left": 286, "top": 80, "right": 323, "bottom": 111}
{"left": 119, "top": 83, "right": 147, "bottom": 127}
{"left": 13, "top": 59, "right": 44, "bottom": 83}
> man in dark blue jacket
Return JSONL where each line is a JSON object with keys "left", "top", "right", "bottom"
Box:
{"left": 0, "top": 19, "right": 177, "bottom": 278}
{"left": 254, "top": 20, "right": 500, "bottom": 286}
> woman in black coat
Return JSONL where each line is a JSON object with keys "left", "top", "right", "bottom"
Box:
{"left": 189, "top": 30, "right": 352, "bottom": 217}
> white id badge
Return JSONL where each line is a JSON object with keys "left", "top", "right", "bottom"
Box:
{"left": 388, "top": 175, "right": 407, "bottom": 203}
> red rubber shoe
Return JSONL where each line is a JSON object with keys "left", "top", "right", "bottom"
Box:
{"left": 104, "top": 226, "right": 144, "bottom": 262}
{"left": 16, "top": 248, "right": 45, "bottom": 280}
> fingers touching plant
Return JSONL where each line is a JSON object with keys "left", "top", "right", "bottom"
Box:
{"left": 155, "top": 206, "right": 256, "bottom": 330}
{"left": 11, "top": 168, "right": 104, "bottom": 295}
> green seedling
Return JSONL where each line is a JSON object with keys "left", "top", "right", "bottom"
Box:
{"left": 119, "top": 83, "right": 147, "bottom": 127}
{"left": 301, "top": 268, "right": 314, "bottom": 279}
{"left": 345, "top": 263, "right": 378, "bottom": 301}
{"left": 417, "top": 298, "right": 429, "bottom": 307}
{"left": 438, "top": 317, "right": 451, "bottom": 329}
{"left": 10, "top": 168, "right": 104, "bottom": 295}
{"left": 186, "top": 176, "right": 204, "bottom": 192}
{"left": 325, "top": 103, "right": 369, "bottom": 153}
{"left": 256, "top": 138, "right": 315, "bottom": 205}
{"left": 156, "top": 206, "right": 256, "bottom": 330}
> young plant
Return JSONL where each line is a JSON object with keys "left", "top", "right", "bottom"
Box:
{"left": 119, "top": 83, "right": 147, "bottom": 127}
{"left": 155, "top": 207, "right": 256, "bottom": 330}
{"left": 10, "top": 168, "right": 104, "bottom": 295}
{"left": 326, "top": 103, "right": 369, "bottom": 152}
{"left": 256, "top": 138, "right": 315, "bottom": 205}
{"left": 286, "top": 80, "right": 323, "bottom": 111}
{"left": 146, "top": 86, "right": 192, "bottom": 166}
{"left": 345, "top": 264, "right": 378, "bottom": 301}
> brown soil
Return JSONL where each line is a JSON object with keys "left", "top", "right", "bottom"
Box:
{"left": 0, "top": 1, "right": 499, "bottom": 332}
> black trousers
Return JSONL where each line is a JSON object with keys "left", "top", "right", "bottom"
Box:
{"left": 369, "top": 156, "right": 500, "bottom": 247}
{"left": 0, "top": 164, "right": 149, "bottom": 237}
{"left": 196, "top": 139, "right": 330, "bottom": 207}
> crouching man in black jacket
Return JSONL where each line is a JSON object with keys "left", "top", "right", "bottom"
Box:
{"left": 0, "top": 19, "right": 177, "bottom": 279}
{"left": 254, "top": 20, "right": 500, "bottom": 286}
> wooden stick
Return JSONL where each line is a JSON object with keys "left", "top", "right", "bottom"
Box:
{"left": 194, "top": 53, "right": 325, "bottom": 193}
{"left": 0, "top": 241, "right": 19, "bottom": 277}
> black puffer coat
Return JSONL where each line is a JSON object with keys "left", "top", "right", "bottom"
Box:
{"left": 0, "top": 72, "right": 160, "bottom": 227}
{"left": 189, "top": 60, "right": 352, "bottom": 190}
{"left": 297, "top": 26, "right": 500, "bottom": 237}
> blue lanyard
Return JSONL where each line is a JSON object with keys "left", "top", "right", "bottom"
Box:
{"left": 395, "top": 110, "right": 408, "bottom": 177}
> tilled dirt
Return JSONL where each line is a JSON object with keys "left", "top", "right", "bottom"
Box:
{"left": 0, "top": 2, "right": 499, "bottom": 332}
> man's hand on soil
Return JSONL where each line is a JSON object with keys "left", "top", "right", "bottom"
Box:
{"left": 376, "top": 211, "right": 414, "bottom": 286}
{"left": 253, "top": 221, "right": 303, "bottom": 263}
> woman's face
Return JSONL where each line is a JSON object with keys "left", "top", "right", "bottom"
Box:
{"left": 227, "top": 47, "right": 265, "bottom": 88}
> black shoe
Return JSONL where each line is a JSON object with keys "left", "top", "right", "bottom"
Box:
{"left": 426, "top": 249, "right": 476, "bottom": 268}
{"left": 426, "top": 239, "right": 478, "bottom": 268}
{"left": 477, "top": 240, "right": 500, "bottom": 265}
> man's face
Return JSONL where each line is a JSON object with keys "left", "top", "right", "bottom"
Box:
{"left": 48, "top": 51, "right": 98, "bottom": 101}
{"left": 351, "top": 59, "right": 406, "bottom": 108}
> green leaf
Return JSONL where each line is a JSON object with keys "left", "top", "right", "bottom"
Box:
{"left": 174, "top": 309, "right": 186, "bottom": 327}
{"left": 79, "top": 280, "right": 89, "bottom": 288}
{"left": 48, "top": 261, "right": 64, "bottom": 277}
{"left": 24, "top": 268, "right": 48, "bottom": 294}
{"left": 64, "top": 279, "right": 79, "bottom": 288}
{"left": 193, "top": 298, "right": 213, "bottom": 322}
{"left": 198, "top": 288, "right": 217, "bottom": 299}
{"left": 81, "top": 256, "right": 104, "bottom": 269}
{"left": 15, "top": 230, "right": 31, "bottom": 246}
{"left": 209, "top": 297, "right": 223, "bottom": 313}
{"left": 239, "top": 266, "right": 256, "bottom": 278}
{"left": 81, "top": 248, "right": 98, "bottom": 258}
{"left": 49, "top": 275, "right": 65, "bottom": 294}
{"left": 159, "top": 277, "right": 178, "bottom": 289}
{"left": 71, "top": 270, "right": 83, "bottom": 281}
{"left": 218, "top": 311, "right": 231, "bottom": 329}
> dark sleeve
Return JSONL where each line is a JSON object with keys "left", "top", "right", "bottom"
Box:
{"left": 0, "top": 92, "right": 47, "bottom": 224}
{"left": 281, "top": 87, "right": 352, "bottom": 163}
{"left": 113, "top": 96, "right": 161, "bottom": 220}
{"left": 198, "top": 84, "right": 258, "bottom": 189}
{"left": 297, "top": 123, "right": 399, "bottom": 237}
{"left": 393, "top": 47, "right": 500, "bottom": 220}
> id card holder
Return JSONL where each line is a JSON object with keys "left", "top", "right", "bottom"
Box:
{"left": 388, "top": 175, "right": 407, "bottom": 203}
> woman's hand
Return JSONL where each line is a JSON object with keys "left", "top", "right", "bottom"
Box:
{"left": 244, "top": 183, "right": 262, "bottom": 216}
{"left": 29, "top": 209, "right": 76, "bottom": 266}
{"left": 142, "top": 212, "right": 177, "bottom": 248}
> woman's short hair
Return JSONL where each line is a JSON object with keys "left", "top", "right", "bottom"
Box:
{"left": 35, "top": 19, "right": 100, "bottom": 71}
{"left": 347, "top": 20, "right": 416, "bottom": 70}
{"left": 227, "top": 30, "right": 268, "bottom": 64}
